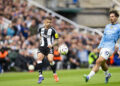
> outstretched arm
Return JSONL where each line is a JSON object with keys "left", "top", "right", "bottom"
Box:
{"left": 98, "top": 35, "right": 104, "bottom": 49}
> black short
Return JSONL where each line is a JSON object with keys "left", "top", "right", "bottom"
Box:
{"left": 38, "top": 46, "right": 54, "bottom": 56}
{"left": 0, "top": 58, "right": 6, "bottom": 63}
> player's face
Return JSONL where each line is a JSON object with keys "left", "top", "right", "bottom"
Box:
{"left": 109, "top": 13, "right": 118, "bottom": 24}
{"left": 44, "top": 19, "right": 51, "bottom": 27}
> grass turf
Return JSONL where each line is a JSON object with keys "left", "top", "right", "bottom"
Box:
{"left": 0, "top": 67, "right": 120, "bottom": 86}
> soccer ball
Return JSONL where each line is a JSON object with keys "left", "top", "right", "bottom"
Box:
{"left": 58, "top": 44, "right": 68, "bottom": 55}
{"left": 28, "top": 65, "right": 34, "bottom": 71}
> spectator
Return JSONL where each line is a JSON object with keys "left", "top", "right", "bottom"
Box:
{"left": 7, "top": 24, "right": 15, "bottom": 37}
{"left": 15, "top": 18, "right": 23, "bottom": 35}
{"left": 88, "top": 49, "right": 98, "bottom": 68}
{"left": 0, "top": 0, "right": 104, "bottom": 71}
{"left": 21, "top": 22, "right": 29, "bottom": 39}
{"left": 0, "top": 47, "right": 9, "bottom": 72}
{"left": 29, "top": 18, "right": 38, "bottom": 36}
{"left": 77, "top": 44, "right": 89, "bottom": 68}
{"left": 15, "top": 49, "right": 28, "bottom": 71}
{"left": 53, "top": 45, "right": 62, "bottom": 70}
{"left": 67, "top": 44, "right": 80, "bottom": 69}
{"left": 8, "top": 49, "right": 19, "bottom": 68}
{"left": 0, "top": 14, "right": 4, "bottom": 32}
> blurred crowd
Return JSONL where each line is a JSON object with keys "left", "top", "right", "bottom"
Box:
{"left": 0, "top": 0, "right": 120, "bottom": 72}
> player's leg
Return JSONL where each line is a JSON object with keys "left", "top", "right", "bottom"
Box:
{"left": 47, "top": 54, "right": 56, "bottom": 73}
{"left": 37, "top": 53, "right": 44, "bottom": 83}
{"left": 92, "top": 56, "right": 106, "bottom": 72}
{"left": 101, "top": 62, "right": 111, "bottom": 83}
{"left": 37, "top": 53, "right": 44, "bottom": 76}
{"left": 47, "top": 54, "right": 59, "bottom": 82}
{"left": 84, "top": 56, "right": 105, "bottom": 82}
{"left": 84, "top": 48, "right": 112, "bottom": 83}
{"left": 101, "top": 61, "right": 108, "bottom": 75}
{"left": 101, "top": 61, "right": 108, "bottom": 71}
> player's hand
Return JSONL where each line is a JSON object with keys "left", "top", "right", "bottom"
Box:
{"left": 117, "top": 50, "right": 120, "bottom": 58}
{"left": 48, "top": 45, "right": 52, "bottom": 48}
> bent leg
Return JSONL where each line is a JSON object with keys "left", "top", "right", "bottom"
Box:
{"left": 47, "top": 54, "right": 59, "bottom": 82}
{"left": 37, "top": 53, "right": 45, "bottom": 84}
{"left": 93, "top": 56, "right": 106, "bottom": 72}
{"left": 101, "top": 61, "right": 111, "bottom": 83}
{"left": 37, "top": 53, "right": 44, "bottom": 76}
{"left": 47, "top": 54, "right": 56, "bottom": 73}
{"left": 101, "top": 61, "right": 110, "bottom": 76}
{"left": 101, "top": 61, "right": 108, "bottom": 71}
{"left": 88, "top": 56, "right": 106, "bottom": 79}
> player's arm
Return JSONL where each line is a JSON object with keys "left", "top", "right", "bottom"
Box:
{"left": 48, "top": 29, "right": 59, "bottom": 48}
{"left": 98, "top": 35, "right": 104, "bottom": 49}
{"left": 53, "top": 33, "right": 59, "bottom": 46}
{"left": 98, "top": 26, "right": 106, "bottom": 50}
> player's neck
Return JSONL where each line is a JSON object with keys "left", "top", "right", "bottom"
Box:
{"left": 45, "top": 26, "right": 50, "bottom": 29}
{"left": 111, "top": 21, "right": 118, "bottom": 25}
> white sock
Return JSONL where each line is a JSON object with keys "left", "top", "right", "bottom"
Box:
{"left": 53, "top": 73, "right": 57, "bottom": 75}
{"left": 37, "top": 61, "right": 42, "bottom": 64}
{"left": 39, "top": 75, "right": 43, "bottom": 77}
{"left": 104, "top": 70, "right": 109, "bottom": 77}
{"left": 50, "top": 61, "right": 55, "bottom": 66}
{"left": 88, "top": 71, "right": 95, "bottom": 79}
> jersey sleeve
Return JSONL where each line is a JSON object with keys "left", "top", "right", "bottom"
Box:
{"left": 52, "top": 29, "right": 59, "bottom": 39}
{"left": 37, "top": 24, "right": 44, "bottom": 33}
{"left": 37, "top": 27, "right": 41, "bottom": 33}
{"left": 98, "top": 26, "right": 106, "bottom": 49}
{"left": 98, "top": 35, "right": 104, "bottom": 49}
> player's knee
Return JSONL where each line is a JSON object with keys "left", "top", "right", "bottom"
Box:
{"left": 48, "top": 57, "right": 53, "bottom": 63}
{"left": 96, "top": 59, "right": 102, "bottom": 65}
{"left": 49, "top": 59, "right": 53, "bottom": 63}
{"left": 47, "top": 54, "right": 54, "bottom": 63}
{"left": 37, "top": 54, "right": 44, "bottom": 60}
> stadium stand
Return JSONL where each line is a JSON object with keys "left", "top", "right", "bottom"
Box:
{"left": 0, "top": 0, "right": 120, "bottom": 72}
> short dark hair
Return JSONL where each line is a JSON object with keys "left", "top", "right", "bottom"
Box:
{"left": 109, "top": 10, "right": 119, "bottom": 17}
{"left": 44, "top": 17, "right": 52, "bottom": 20}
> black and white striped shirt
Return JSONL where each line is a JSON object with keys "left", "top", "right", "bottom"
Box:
{"left": 38, "top": 27, "right": 58, "bottom": 47}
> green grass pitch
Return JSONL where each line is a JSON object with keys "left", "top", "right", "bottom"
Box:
{"left": 0, "top": 67, "right": 120, "bottom": 86}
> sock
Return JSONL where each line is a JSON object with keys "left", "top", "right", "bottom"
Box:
{"left": 104, "top": 70, "right": 109, "bottom": 77}
{"left": 39, "top": 75, "right": 43, "bottom": 77}
{"left": 37, "top": 61, "right": 43, "bottom": 76}
{"left": 50, "top": 61, "right": 56, "bottom": 74}
{"left": 88, "top": 71, "right": 95, "bottom": 79}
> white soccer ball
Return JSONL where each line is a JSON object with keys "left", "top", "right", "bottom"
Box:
{"left": 58, "top": 44, "right": 68, "bottom": 55}
{"left": 28, "top": 65, "right": 35, "bottom": 71}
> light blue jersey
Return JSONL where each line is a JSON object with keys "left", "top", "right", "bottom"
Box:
{"left": 98, "top": 23, "right": 120, "bottom": 51}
